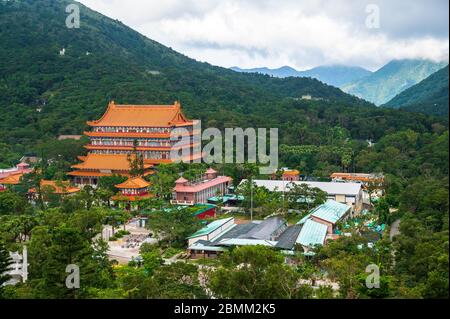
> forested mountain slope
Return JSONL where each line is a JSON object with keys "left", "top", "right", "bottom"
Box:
{"left": 1, "top": 0, "right": 372, "bottom": 157}
{"left": 342, "top": 59, "right": 447, "bottom": 105}
{"left": 383, "top": 65, "right": 449, "bottom": 117}
{"left": 1, "top": 0, "right": 446, "bottom": 166}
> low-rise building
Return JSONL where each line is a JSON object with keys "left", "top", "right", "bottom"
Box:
{"left": 0, "top": 163, "right": 33, "bottom": 191}
{"left": 240, "top": 179, "right": 364, "bottom": 212}
{"left": 28, "top": 180, "right": 81, "bottom": 200}
{"left": 187, "top": 216, "right": 301, "bottom": 258}
{"left": 187, "top": 217, "right": 235, "bottom": 248}
{"left": 172, "top": 168, "right": 232, "bottom": 205}
{"left": 296, "top": 219, "right": 328, "bottom": 254}
{"left": 298, "top": 200, "right": 353, "bottom": 234}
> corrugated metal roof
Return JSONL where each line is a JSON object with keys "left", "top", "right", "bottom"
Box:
{"left": 240, "top": 179, "right": 362, "bottom": 196}
{"left": 188, "top": 241, "right": 228, "bottom": 252}
{"left": 245, "top": 216, "right": 286, "bottom": 240}
{"left": 275, "top": 225, "right": 303, "bottom": 250}
{"left": 217, "top": 238, "right": 277, "bottom": 247}
{"left": 311, "top": 200, "right": 351, "bottom": 224}
{"left": 297, "top": 220, "right": 328, "bottom": 247}
{"left": 212, "top": 223, "right": 258, "bottom": 242}
{"left": 187, "top": 217, "right": 234, "bottom": 239}
{"left": 297, "top": 212, "right": 313, "bottom": 225}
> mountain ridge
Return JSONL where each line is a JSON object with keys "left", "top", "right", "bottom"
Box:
{"left": 0, "top": 0, "right": 445, "bottom": 165}
{"left": 383, "top": 65, "right": 449, "bottom": 116}
{"left": 341, "top": 59, "right": 448, "bottom": 105}
{"left": 231, "top": 65, "right": 372, "bottom": 87}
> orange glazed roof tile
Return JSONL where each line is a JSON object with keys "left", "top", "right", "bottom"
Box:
{"left": 71, "top": 153, "right": 153, "bottom": 171}
{"left": 115, "top": 177, "right": 150, "bottom": 189}
{"left": 68, "top": 171, "right": 115, "bottom": 177}
{"left": 31, "top": 180, "right": 80, "bottom": 194}
{"left": 0, "top": 172, "right": 24, "bottom": 185}
{"left": 87, "top": 101, "right": 194, "bottom": 127}
{"left": 283, "top": 170, "right": 300, "bottom": 176}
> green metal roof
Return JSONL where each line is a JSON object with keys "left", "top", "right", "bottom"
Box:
{"left": 187, "top": 217, "right": 234, "bottom": 239}
{"left": 192, "top": 204, "right": 216, "bottom": 216}
{"left": 297, "top": 219, "right": 328, "bottom": 247}
{"left": 310, "top": 200, "right": 351, "bottom": 224}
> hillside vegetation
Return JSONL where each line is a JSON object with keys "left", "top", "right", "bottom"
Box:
{"left": 383, "top": 65, "right": 449, "bottom": 117}
{"left": 0, "top": 0, "right": 448, "bottom": 299}
{"left": 342, "top": 59, "right": 447, "bottom": 105}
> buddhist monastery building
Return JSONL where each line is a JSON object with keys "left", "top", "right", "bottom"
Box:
{"left": 83, "top": 101, "right": 200, "bottom": 164}
{"left": 330, "top": 172, "right": 385, "bottom": 199}
{"left": 270, "top": 168, "right": 301, "bottom": 182}
{"left": 69, "top": 153, "right": 153, "bottom": 187}
{"left": 172, "top": 168, "right": 233, "bottom": 205}
{"left": 29, "top": 180, "right": 81, "bottom": 198}
{"left": 281, "top": 169, "right": 300, "bottom": 181}
{"left": 0, "top": 163, "right": 32, "bottom": 191}
{"left": 70, "top": 101, "right": 201, "bottom": 187}
{"left": 330, "top": 172, "right": 384, "bottom": 185}
{"left": 112, "top": 177, "right": 153, "bottom": 201}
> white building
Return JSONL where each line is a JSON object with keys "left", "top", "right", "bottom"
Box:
{"left": 240, "top": 179, "right": 364, "bottom": 212}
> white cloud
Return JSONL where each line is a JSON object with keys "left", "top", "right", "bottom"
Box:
{"left": 78, "top": 0, "right": 449, "bottom": 71}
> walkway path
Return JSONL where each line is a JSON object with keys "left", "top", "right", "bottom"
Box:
{"left": 390, "top": 219, "right": 401, "bottom": 240}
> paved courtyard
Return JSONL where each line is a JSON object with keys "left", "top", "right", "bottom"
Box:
{"left": 102, "top": 220, "right": 158, "bottom": 264}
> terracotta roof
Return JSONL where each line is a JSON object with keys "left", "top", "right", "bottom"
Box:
{"left": 115, "top": 177, "right": 150, "bottom": 189}
{"left": 30, "top": 180, "right": 80, "bottom": 194}
{"left": 206, "top": 168, "right": 217, "bottom": 174}
{"left": 330, "top": 173, "right": 383, "bottom": 182}
{"left": 175, "top": 177, "right": 188, "bottom": 184}
{"left": 87, "top": 101, "right": 194, "bottom": 127}
{"left": 0, "top": 172, "right": 24, "bottom": 185}
{"left": 174, "top": 176, "right": 232, "bottom": 193}
{"left": 68, "top": 171, "right": 115, "bottom": 177}
{"left": 71, "top": 153, "right": 152, "bottom": 171}
{"left": 283, "top": 169, "right": 300, "bottom": 176}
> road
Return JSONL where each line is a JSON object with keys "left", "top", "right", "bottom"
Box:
{"left": 390, "top": 219, "right": 401, "bottom": 240}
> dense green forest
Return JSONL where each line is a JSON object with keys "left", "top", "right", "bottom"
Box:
{"left": 384, "top": 65, "right": 449, "bottom": 117}
{"left": 0, "top": 0, "right": 448, "bottom": 299}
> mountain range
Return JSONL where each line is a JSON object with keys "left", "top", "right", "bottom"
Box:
{"left": 383, "top": 65, "right": 449, "bottom": 116}
{"left": 341, "top": 59, "right": 447, "bottom": 106}
{"left": 231, "top": 65, "right": 372, "bottom": 87}
{"left": 233, "top": 59, "right": 448, "bottom": 107}
{"left": 0, "top": 0, "right": 445, "bottom": 161}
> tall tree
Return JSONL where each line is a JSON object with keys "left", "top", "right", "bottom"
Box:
{"left": 0, "top": 241, "right": 13, "bottom": 296}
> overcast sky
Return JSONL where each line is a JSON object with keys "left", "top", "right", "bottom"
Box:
{"left": 78, "top": 0, "right": 449, "bottom": 71}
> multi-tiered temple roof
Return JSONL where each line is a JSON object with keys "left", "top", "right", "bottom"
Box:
{"left": 70, "top": 101, "right": 200, "bottom": 187}
{"left": 86, "top": 101, "right": 194, "bottom": 127}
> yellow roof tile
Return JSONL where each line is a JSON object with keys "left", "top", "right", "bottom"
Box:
{"left": 71, "top": 153, "right": 152, "bottom": 171}
{"left": 115, "top": 177, "right": 150, "bottom": 189}
{"left": 87, "top": 101, "right": 193, "bottom": 127}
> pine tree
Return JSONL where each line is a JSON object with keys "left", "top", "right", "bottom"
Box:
{"left": 0, "top": 242, "right": 13, "bottom": 291}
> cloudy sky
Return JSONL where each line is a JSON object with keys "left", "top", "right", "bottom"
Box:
{"left": 78, "top": 0, "right": 449, "bottom": 71}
